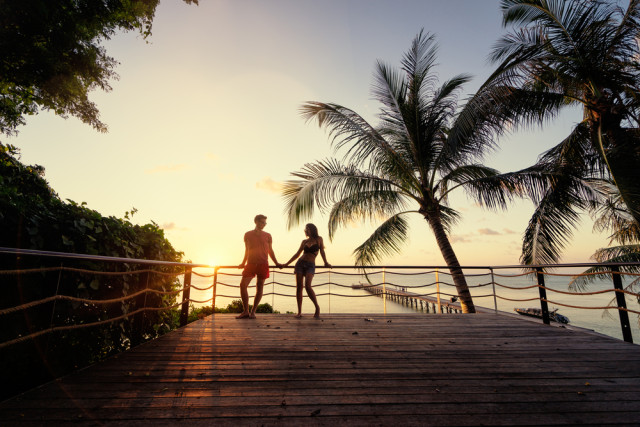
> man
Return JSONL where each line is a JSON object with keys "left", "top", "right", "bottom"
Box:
{"left": 237, "top": 214, "right": 282, "bottom": 319}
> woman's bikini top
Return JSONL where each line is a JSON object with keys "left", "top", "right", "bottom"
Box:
{"left": 303, "top": 243, "right": 320, "bottom": 254}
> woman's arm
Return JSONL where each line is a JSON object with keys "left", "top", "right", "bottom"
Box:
{"left": 318, "top": 237, "right": 331, "bottom": 267}
{"left": 285, "top": 241, "right": 304, "bottom": 266}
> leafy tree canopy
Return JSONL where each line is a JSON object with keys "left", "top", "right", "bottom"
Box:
{"left": 0, "top": 0, "right": 197, "bottom": 136}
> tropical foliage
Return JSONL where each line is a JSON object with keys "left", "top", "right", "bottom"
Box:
{"left": 283, "top": 31, "right": 551, "bottom": 313}
{"left": 482, "top": 0, "right": 640, "bottom": 265}
{"left": 0, "top": 143, "right": 184, "bottom": 399}
{"left": 569, "top": 181, "right": 640, "bottom": 315}
{"left": 0, "top": 0, "right": 198, "bottom": 136}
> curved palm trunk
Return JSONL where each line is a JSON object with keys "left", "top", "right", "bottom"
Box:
{"left": 606, "top": 129, "right": 640, "bottom": 224}
{"left": 593, "top": 123, "right": 640, "bottom": 227}
{"left": 424, "top": 213, "right": 476, "bottom": 313}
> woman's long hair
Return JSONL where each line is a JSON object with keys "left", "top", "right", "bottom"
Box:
{"left": 305, "top": 223, "right": 319, "bottom": 239}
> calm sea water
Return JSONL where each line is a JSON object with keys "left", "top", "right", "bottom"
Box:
{"left": 186, "top": 267, "right": 640, "bottom": 343}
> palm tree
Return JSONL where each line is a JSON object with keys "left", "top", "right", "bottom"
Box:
{"left": 483, "top": 0, "right": 640, "bottom": 264}
{"left": 282, "top": 31, "right": 548, "bottom": 313}
{"left": 569, "top": 181, "right": 640, "bottom": 320}
{"left": 570, "top": 180, "right": 640, "bottom": 288}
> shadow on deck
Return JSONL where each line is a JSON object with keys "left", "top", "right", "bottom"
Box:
{"left": 1, "top": 313, "right": 639, "bottom": 426}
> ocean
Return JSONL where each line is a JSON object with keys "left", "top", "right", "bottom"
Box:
{"left": 186, "top": 267, "right": 640, "bottom": 343}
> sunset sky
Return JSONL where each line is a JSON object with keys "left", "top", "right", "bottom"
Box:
{"left": 8, "top": 0, "right": 610, "bottom": 267}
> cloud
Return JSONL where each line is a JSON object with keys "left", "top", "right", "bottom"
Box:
{"left": 256, "top": 177, "right": 282, "bottom": 194}
{"left": 206, "top": 153, "right": 219, "bottom": 162}
{"left": 161, "top": 222, "right": 188, "bottom": 231}
{"left": 145, "top": 164, "right": 188, "bottom": 174}
{"left": 450, "top": 235, "right": 472, "bottom": 244}
{"left": 503, "top": 228, "right": 518, "bottom": 234}
{"left": 478, "top": 228, "right": 500, "bottom": 235}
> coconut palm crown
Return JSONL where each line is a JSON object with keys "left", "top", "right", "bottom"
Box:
{"left": 483, "top": 0, "right": 640, "bottom": 264}
{"left": 283, "top": 31, "right": 550, "bottom": 313}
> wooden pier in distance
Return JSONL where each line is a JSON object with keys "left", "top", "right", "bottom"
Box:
{"left": 1, "top": 313, "right": 640, "bottom": 425}
{"left": 355, "top": 283, "right": 481, "bottom": 313}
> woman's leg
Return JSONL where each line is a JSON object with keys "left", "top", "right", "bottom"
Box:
{"left": 295, "top": 273, "right": 304, "bottom": 317}
{"left": 304, "top": 273, "right": 320, "bottom": 318}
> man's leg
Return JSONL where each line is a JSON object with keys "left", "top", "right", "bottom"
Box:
{"left": 249, "top": 277, "right": 265, "bottom": 318}
{"left": 236, "top": 276, "right": 252, "bottom": 319}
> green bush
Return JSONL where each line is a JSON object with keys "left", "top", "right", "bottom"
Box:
{"left": 0, "top": 143, "right": 184, "bottom": 399}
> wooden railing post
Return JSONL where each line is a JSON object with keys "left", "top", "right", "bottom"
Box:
{"left": 611, "top": 266, "right": 633, "bottom": 343}
{"left": 212, "top": 267, "right": 218, "bottom": 312}
{"left": 180, "top": 266, "right": 192, "bottom": 327}
{"left": 535, "top": 267, "right": 551, "bottom": 325}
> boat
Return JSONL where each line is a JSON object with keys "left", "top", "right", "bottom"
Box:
{"left": 514, "top": 307, "right": 570, "bottom": 324}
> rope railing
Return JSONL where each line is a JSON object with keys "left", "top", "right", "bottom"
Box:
{"left": 1, "top": 247, "right": 639, "bottom": 347}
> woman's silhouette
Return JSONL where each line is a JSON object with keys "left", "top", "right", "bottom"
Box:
{"left": 284, "top": 223, "right": 331, "bottom": 318}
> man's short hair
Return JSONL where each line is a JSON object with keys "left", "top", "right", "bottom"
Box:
{"left": 254, "top": 214, "right": 267, "bottom": 223}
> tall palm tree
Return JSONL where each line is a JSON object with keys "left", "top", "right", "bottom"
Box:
{"left": 283, "top": 31, "right": 549, "bottom": 313}
{"left": 483, "top": 0, "right": 640, "bottom": 264}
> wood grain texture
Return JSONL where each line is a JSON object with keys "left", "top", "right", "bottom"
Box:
{"left": 1, "top": 313, "right": 639, "bottom": 426}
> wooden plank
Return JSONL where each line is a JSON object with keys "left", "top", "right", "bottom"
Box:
{"left": 1, "top": 313, "right": 639, "bottom": 425}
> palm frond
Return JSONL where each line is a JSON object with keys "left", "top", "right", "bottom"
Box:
{"left": 537, "top": 121, "right": 603, "bottom": 175}
{"left": 327, "top": 190, "right": 411, "bottom": 240}
{"left": 437, "top": 205, "right": 462, "bottom": 234}
{"left": 352, "top": 213, "right": 411, "bottom": 266}
{"left": 588, "top": 178, "right": 640, "bottom": 245}
{"left": 520, "top": 176, "right": 588, "bottom": 265}
{"left": 569, "top": 244, "right": 640, "bottom": 290}
{"left": 282, "top": 159, "right": 407, "bottom": 229}
{"left": 299, "top": 101, "right": 418, "bottom": 189}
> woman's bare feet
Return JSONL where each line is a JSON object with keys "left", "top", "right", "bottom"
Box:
{"left": 236, "top": 312, "right": 250, "bottom": 319}
{"left": 249, "top": 313, "right": 256, "bottom": 319}
{"left": 294, "top": 313, "right": 302, "bottom": 318}
{"left": 314, "top": 310, "right": 320, "bottom": 318}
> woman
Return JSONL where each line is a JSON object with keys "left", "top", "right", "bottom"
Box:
{"left": 284, "top": 223, "right": 331, "bottom": 318}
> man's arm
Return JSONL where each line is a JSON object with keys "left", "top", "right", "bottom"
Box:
{"left": 238, "top": 234, "right": 248, "bottom": 268}
{"left": 267, "top": 235, "right": 282, "bottom": 268}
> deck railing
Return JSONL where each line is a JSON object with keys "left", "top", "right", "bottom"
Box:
{"left": 1, "top": 247, "right": 639, "bottom": 348}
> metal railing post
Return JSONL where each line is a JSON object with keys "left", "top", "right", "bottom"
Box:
{"left": 212, "top": 267, "right": 218, "bottom": 312}
{"left": 611, "top": 266, "right": 633, "bottom": 343}
{"left": 44, "top": 262, "right": 64, "bottom": 358}
{"left": 535, "top": 267, "right": 551, "bottom": 325}
{"left": 436, "top": 268, "right": 441, "bottom": 314}
{"left": 382, "top": 267, "right": 387, "bottom": 315}
{"left": 490, "top": 268, "right": 497, "bottom": 314}
{"left": 328, "top": 269, "right": 331, "bottom": 314}
{"left": 271, "top": 267, "right": 275, "bottom": 309}
{"left": 180, "top": 266, "right": 192, "bottom": 327}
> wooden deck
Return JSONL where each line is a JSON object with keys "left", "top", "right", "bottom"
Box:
{"left": 2, "top": 313, "right": 640, "bottom": 426}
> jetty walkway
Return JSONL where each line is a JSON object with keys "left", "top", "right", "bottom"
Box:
{"left": 2, "top": 313, "right": 639, "bottom": 425}
{"left": 355, "top": 283, "right": 494, "bottom": 313}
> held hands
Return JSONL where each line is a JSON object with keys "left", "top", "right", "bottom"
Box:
{"left": 324, "top": 262, "right": 332, "bottom": 268}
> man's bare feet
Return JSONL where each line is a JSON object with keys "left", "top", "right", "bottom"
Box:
{"left": 236, "top": 312, "right": 250, "bottom": 319}
{"left": 294, "top": 313, "right": 302, "bottom": 318}
{"left": 314, "top": 311, "right": 320, "bottom": 318}
{"left": 249, "top": 313, "right": 256, "bottom": 319}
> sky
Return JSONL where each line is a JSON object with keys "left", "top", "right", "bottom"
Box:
{"left": 7, "top": 0, "right": 611, "bottom": 267}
